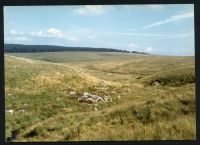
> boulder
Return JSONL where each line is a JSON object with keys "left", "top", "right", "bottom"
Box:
{"left": 78, "top": 92, "right": 111, "bottom": 104}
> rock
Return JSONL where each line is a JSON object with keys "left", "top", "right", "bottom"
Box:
{"left": 24, "top": 103, "right": 28, "bottom": 106}
{"left": 153, "top": 82, "right": 160, "bottom": 87}
{"left": 117, "top": 95, "right": 121, "bottom": 99}
{"left": 6, "top": 109, "right": 14, "bottom": 114}
{"left": 96, "top": 97, "right": 105, "bottom": 102}
{"left": 8, "top": 93, "right": 12, "bottom": 96}
{"left": 88, "top": 94, "right": 99, "bottom": 100}
{"left": 102, "top": 96, "right": 110, "bottom": 102}
{"left": 69, "top": 91, "right": 76, "bottom": 95}
{"left": 83, "top": 92, "right": 89, "bottom": 96}
{"left": 78, "top": 92, "right": 111, "bottom": 104}
{"left": 94, "top": 107, "right": 98, "bottom": 111}
{"left": 78, "top": 98, "right": 94, "bottom": 104}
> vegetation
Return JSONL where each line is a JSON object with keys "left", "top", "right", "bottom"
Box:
{"left": 5, "top": 44, "right": 131, "bottom": 53}
{"left": 5, "top": 51, "right": 195, "bottom": 141}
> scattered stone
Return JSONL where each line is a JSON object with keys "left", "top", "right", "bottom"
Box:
{"left": 69, "top": 91, "right": 76, "bottom": 95}
{"left": 83, "top": 92, "right": 89, "bottom": 96}
{"left": 153, "top": 82, "right": 160, "bottom": 87}
{"left": 8, "top": 93, "right": 12, "bottom": 96}
{"left": 94, "top": 107, "right": 98, "bottom": 111}
{"left": 102, "top": 96, "right": 109, "bottom": 102}
{"left": 78, "top": 98, "right": 95, "bottom": 104}
{"left": 24, "top": 103, "right": 28, "bottom": 106}
{"left": 6, "top": 109, "right": 14, "bottom": 114}
{"left": 117, "top": 95, "right": 121, "bottom": 99}
{"left": 78, "top": 92, "right": 111, "bottom": 104}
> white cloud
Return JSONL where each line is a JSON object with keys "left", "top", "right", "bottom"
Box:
{"left": 143, "top": 11, "right": 194, "bottom": 29}
{"left": 128, "top": 43, "right": 139, "bottom": 49}
{"left": 5, "top": 36, "right": 31, "bottom": 43}
{"left": 145, "top": 46, "right": 153, "bottom": 52}
{"left": 10, "top": 29, "right": 24, "bottom": 35}
{"left": 148, "top": 5, "right": 164, "bottom": 10}
{"left": 73, "top": 8, "right": 87, "bottom": 15}
{"left": 14, "top": 37, "right": 30, "bottom": 41}
{"left": 30, "top": 31, "right": 45, "bottom": 37}
{"left": 46, "top": 28, "right": 65, "bottom": 38}
{"left": 73, "top": 5, "right": 113, "bottom": 15}
{"left": 30, "top": 28, "right": 79, "bottom": 42}
{"left": 10, "top": 29, "right": 17, "bottom": 35}
{"left": 30, "top": 28, "right": 65, "bottom": 38}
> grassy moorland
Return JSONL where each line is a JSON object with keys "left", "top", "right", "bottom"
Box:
{"left": 5, "top": 52, "right": 195, "bottom": 141}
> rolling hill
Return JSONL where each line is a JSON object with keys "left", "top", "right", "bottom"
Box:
{"left": 5, "top": 52, "right": 195, "bottom": 141}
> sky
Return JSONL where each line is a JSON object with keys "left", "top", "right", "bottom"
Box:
{"left": 4, "top": 4, "right": 194, "bottom": 56}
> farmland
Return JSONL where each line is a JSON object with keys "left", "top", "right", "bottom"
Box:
{"left": 5, "top": 52, "right": 195, "bottom": 141}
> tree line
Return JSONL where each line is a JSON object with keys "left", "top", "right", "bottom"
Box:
{"left": 4, "top": 44, "right": 148, "bottom": 54}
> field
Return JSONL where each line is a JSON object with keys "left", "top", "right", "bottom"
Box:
{"left": 5, "top": 52, "right": 195, "bottom": 141}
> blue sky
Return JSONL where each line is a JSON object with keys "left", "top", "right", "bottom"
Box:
{"left": 4, "top": 4, "right": 194, "bottom": 56}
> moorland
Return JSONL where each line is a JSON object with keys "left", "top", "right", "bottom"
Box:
{"left": 5, "top": 50, "right": 195, "bottom": 141}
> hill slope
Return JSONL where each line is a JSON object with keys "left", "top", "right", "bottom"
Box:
{"left": 5, "top": 53, "right": 195, "bottom": 141}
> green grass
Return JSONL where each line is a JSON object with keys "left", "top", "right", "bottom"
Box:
{"left": 5, "top": 52, "right": 195, "bottom": 141}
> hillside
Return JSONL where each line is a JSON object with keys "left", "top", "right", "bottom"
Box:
{"left": 5, "top": 52, "right": 195, "bottom": 141}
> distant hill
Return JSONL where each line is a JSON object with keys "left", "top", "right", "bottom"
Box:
{"left": 4, "top": 44, "right": 147, "bottom": 54}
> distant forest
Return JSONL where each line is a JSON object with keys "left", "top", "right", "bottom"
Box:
{"left": 4, "top": 44, "right": 147, "bottom": 54}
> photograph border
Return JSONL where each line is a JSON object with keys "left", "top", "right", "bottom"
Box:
{"left": 0, "top": 0, "right": 199, "bottom": 145}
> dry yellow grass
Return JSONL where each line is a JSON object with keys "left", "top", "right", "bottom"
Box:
{"left": 5, "top": 52, "right": 195, "bottom": 141}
